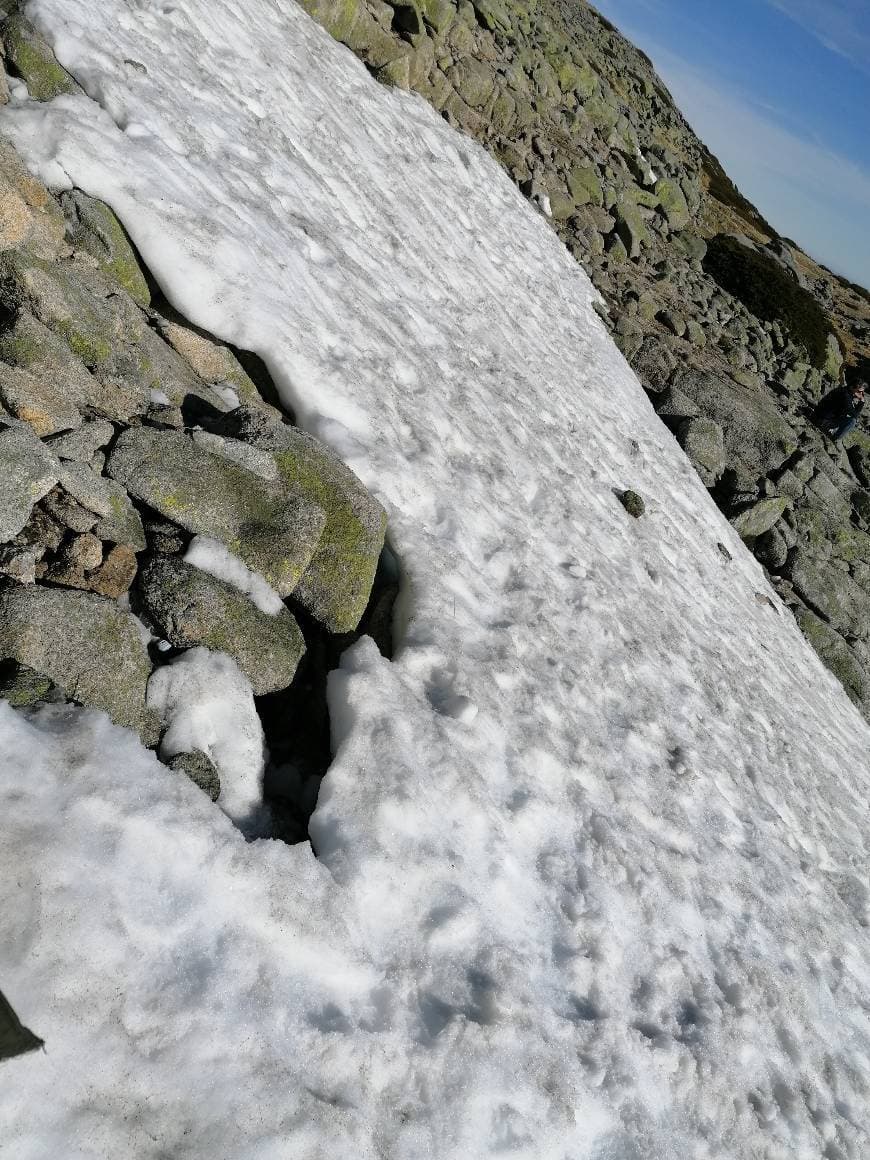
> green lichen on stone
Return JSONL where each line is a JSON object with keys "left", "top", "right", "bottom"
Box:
{"left": 54, "top": 319, "right": 112, "bottom": 368}
{"left": 566, "top": 165, "right": 603, "bottom": 207}
{"left": 656, "top": 177, "right": 690, "bottom": 231}
{"left": 61, "top": 192, "right": 151, "bottom": 307}
{"left": 274, "top": 444, "right": 387, "bottom": 632}
{"left": 4, "top": 15, "right": 80, "bottom": 102}
{"left": 0, "top": 662, "right": 54, "bottom": 708}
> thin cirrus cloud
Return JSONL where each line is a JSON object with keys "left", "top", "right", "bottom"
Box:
{"left": 645, "top": 44, "right": 870, "bottom": 286}
{"left": 765, "top": 0, "right": 870, "bottom": 69}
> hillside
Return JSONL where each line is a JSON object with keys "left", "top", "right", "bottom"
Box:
{"left": 0, "top": 1, "right": 869, "bottom": 1158}
{"left": 291, "top": 0, "right": 870, "bottom": 716}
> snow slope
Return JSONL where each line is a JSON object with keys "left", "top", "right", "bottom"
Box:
{"left": 2, "top": 1, "right": 870, "bottom": 1156}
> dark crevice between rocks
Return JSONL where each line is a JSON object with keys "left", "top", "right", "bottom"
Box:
{"left": 259, "top": 540, "right": 400, "bottom": 846}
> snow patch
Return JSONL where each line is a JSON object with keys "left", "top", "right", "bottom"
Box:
{"left": 146, "top": 647, "right": 265, "bottom": 824}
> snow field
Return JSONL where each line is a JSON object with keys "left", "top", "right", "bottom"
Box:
{"left": 0, "top": 0, "right": 869, "bottom": 1157}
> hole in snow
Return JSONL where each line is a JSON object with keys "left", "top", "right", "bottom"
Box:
{"left": 259, "top": 540, "right": 401, "bottom": 845}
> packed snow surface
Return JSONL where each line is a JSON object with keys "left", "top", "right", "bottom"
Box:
{"left": 2, "top": 1, "right": 870, "bottom": 1157}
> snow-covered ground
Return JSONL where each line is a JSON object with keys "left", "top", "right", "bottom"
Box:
{"left": 2, "top": 1, "right": 870, "bottom": 1156}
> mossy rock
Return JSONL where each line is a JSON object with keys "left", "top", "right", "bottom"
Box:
{"left": 107, "top": 426, "right": 327, "bottom": 597}
{"left": 566, "top": 165, "right": 602, "bottom": 207}
{"left": 0, "top": 251, "right": 115, "bottom": 370}
{"left": 60, "top": 190, "right": 150, "bottom": 306}
{"left": 795, "top": 607, "right": 870, "bottom": 710}
{"left": 0, "top": 660, "right": 55, "bottom": 708}
{"left": 419, "top": 0, "right": 456, "bottom": 35}
{"left": 655, "top": 177, "right": 690, "bottom": 231}
{"left": 0, "top": 584, "right": 159, "bottom": 742}
{"left": 217, "top": 409, "right": 387, "bottom": 633}
{"left": 137, "top": 558, "right": 305, "bottom": 695}
{"left": 3, "top": 14, "right": 82, "bottom": 102}
{"left": 299, "top": 0, "right": 362, "bottom": 41}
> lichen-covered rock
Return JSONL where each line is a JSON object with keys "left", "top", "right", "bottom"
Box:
{"left": 218, "top": 408, "right": 387, "bottom": 632}
{"left": 0, "top": 310, "right": 142, "bottom": 424}
{"left": 0, "top": 583, "right": 158, "bottom": 741}
{"left": 45, "top": 420, "right": 115, "bottom": 463}
{"left": 0, "top": 420, "right": 61, "bottom": 540}
{"left": 787, "top": 550, "right": 870, "bottom": 639}
{"left": 0, "top": 361, "right": 81, "bottom": 436}
{"left": 677, "top": 417, "right": 726, "bottom": 486}
{"left": 795, "top": 607, "right": 870, "bottom": 710}
{"left": 655, "top": 177, "right": 690, "bottom": 231}
{"left": 614, "top": 195, "right": 649, "bottom": 259}
{"left": 618, "top": 489, "right": 645, "bottom": 518}
{"left": 731, "top": 497, "right": 789, "bottom": 540}
{"left": 167, "top": 750, "right": 221, "bottom": 802}
{"left": 0, "top": 660, "right": 55, "bottom": 707}
{"left": 137, "top": 557, "right": 305, "bottom": 695}
{"left": 2, "top": 14, "right": 82, "bottom": 102}
{"left": 106, "top": 426, "right": 326, "bottom": 597}
{"left": 60, "top": 190, "right": 150, "bottom": 306}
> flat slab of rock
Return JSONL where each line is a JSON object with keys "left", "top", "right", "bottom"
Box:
{"left": 731, "top": 496, "right": 789, "bottom": 540}
{"left": 0, "top": 421, "right": 61, "bottom": 540}
{"left": 107, "top": 426, "right": 325, "bottom": 596}
{"left": 0, "top": 584, "right": 158, "bottom": 742}
{"left": 220, "top": 408, "right": 387, "bottom": 632}
{"left": 138, "top": 557, "right": 305, "bottom": 695}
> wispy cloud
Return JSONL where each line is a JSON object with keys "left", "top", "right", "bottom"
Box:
{"left": 643, "top": 44, "right": 870, "bottom": 285}
{"left": 765, "top": 0, "right": 870, "bottom": 72}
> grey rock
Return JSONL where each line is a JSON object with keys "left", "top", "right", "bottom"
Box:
{"left": 754, "top": 526, "right": 789, "bottom": 571}
{"left": 144, "top": 519, "right": 188, "bottom": 556}
{"left": 657, "top": 308, "right": 686, "bottom": 337}
{"left": 618, "top": 489, "right": 645, "bottom": 518}
{"left": 677, "top": 417, "right": 725, "bottom": 486}
{"left": 59, "top": 190, "right": 150, "bottom": 306}
{"left": 137, "top": 557, "right": 305, "bottom": 695}
{"left": 0, "top": 362, "right": 81, "bottom": 437}
{"left": 731, "top": 497, "right": 789, "bottom": 540}
{"left": 0, "top": 543, "right": 39, "bottom": 584}
{"left": 0, "top": 421, "right": 61, "bottom": 540}
{"left": 167, "top": 751, "right": 221, "bottom": 802}
{"left": 0, "top": 584, "right": 158, "bottom": 741}
{"left": 107, "top": 427, "right": 326, "bottom": 597}
{"left": 40, "top": 485, "right": 99, "bottom": 534}
{"left": 787, "top": 551, "right": 870, "bottom": 639}
{"left": 46, "top": 420, "right": 115, "bottom": 462}
{"left": 795, "top": 607, "right": 870, "bottom": 710}
{"left": 670, "top": 368, "right": 798, "bottom": 476}
{"left": 216, "top": 408, "right": 388, "bottom": 632}
{"left": 57, "top": 460, "right": 117, "bottom": 518}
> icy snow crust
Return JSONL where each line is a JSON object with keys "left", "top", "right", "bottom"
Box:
{"left": 2, "top": 1, "right": 870, "bottom": 1156}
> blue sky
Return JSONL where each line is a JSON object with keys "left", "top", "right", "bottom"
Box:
{"left": 591, "top": 0, "right": 870, "bottom": 287}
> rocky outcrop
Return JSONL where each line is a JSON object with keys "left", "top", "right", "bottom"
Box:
{"left": 0, "top": 76, "right": 390, "bottom": 823}
{"left": 298, "top": 0, "right": 870, "bottom": 718}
